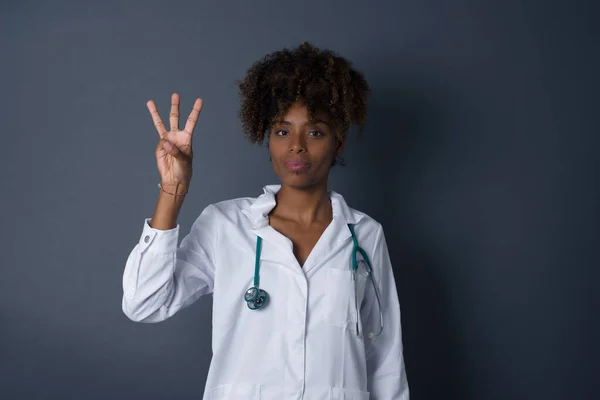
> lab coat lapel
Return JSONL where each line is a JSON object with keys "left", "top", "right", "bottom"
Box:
{"left": 301, "top": 214, "right": 352, "bottom": 274}
{"left": 301, "top": 190, "right": 365, "bottom": 274}
{"left": 250, "top": 225, "right": 297, "bottom": 265}
{"left": 242, "top": 185, "right": 300, "bottom": 273}
{"left": 241, "top": 184, "right": 365, "bottom": 275}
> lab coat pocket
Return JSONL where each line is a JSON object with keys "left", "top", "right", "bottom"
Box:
{"left": 325, "top": 267, "right": 367, "bottom": 331}
{"left": 206, "top": 383, "right": 260, "bottom": 399}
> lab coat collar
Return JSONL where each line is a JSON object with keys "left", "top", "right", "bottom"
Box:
{"left": 241, "top": 184, "right": 365, "bottom": 273}
{"left": 241, "top": 184, "right": 364, "bottom": 230}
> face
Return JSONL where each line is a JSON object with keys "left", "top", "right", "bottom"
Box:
{"left": 268, "top": 102, "right": 343, "bottom": 190}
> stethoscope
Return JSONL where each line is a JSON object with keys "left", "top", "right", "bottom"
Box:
{"left": 244, "top": 223, "right": 384, "bottom": 338}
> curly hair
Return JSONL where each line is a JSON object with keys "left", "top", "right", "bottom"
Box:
{"left": 237, "top": 42, "right": 370, "bottom": 147}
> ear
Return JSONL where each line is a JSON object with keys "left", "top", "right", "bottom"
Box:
{"left": 335, "top": 135, "right": 345, "bottom": 157}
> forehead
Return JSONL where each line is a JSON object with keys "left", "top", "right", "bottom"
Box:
{"left": 277, "top": 103, "right": 332, "bottom": 124}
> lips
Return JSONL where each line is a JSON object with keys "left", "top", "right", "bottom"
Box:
{"left": 284, "top": 160, "right": 310, "bottom": 171}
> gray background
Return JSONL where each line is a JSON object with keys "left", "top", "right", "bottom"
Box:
{"left": 1, "top": 0, "right": 598, "bottom": 399}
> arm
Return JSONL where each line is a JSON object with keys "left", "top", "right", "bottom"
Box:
{"left": 121, "top": 204, "right": 218, "bottom": 322}
{"left": 362, "top": 224, "right": 410, "bottom": 399}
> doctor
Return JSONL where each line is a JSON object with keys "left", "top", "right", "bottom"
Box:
{"left": 122, "top": 42, "right": 409, "bottom": 400}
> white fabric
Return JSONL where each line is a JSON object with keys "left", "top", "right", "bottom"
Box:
{"left": 122, "top": 184, "right": 409, "bottom": 399}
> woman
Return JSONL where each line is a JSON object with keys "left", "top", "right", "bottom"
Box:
{"left": 122, "top": 42, "right": 409, "bottom": 400}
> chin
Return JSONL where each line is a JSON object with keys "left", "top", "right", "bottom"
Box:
{"left": 279, "top": 174, "right": 326, "bottom": 190}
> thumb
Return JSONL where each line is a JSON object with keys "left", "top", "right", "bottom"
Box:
{"left": 162, "top": 140, "right": 185, "bottom": 160}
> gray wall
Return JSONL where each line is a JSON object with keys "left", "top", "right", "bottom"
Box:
{"left": 1, "top": 0, "right": 598, "bottom": 399}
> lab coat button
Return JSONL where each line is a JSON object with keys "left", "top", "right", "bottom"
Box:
{"left": 144, "top": 235, "right": 150, "bottom": 243}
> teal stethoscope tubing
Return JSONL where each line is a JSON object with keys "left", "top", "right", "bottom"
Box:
{"left": 245, "top": 224, "right": 384, "bottom": 338}
{"left": 348, "top": 224, "right": 384, "bottom": 338}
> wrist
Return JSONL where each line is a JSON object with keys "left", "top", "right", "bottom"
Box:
{"left": 158, "top": 182, "right": 190, "bottom": 196}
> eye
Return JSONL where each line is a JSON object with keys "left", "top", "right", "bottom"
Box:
{"left": 275, "top": 130, "right": 288, "bottom": 136}
{"left": 309, "top": 131, "right": 324, "bottom": 137}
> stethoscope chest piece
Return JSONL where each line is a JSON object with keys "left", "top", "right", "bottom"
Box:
{"left": 244, "top": 235, "right": 269, "bottom": 310}
{"left": 245, "top": 286, "right": 269, "bottom": 310}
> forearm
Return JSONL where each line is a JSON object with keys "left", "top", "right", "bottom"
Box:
{"left": 150, "top": 183, "right": 189, "bottom": 230}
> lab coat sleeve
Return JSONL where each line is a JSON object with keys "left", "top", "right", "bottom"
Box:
{"left": 122, "top": 204, "right": 218, "bottom": 323}
{"left": 362, "top": 224, "right": 410, "bottom": 399}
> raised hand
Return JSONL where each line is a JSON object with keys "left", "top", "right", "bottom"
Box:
{"left": 147, "top": 93, "right": 203, "bottom": 188}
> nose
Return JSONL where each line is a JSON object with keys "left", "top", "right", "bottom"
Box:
{"left": 288, "top": 133, "right": 306, "bottom": 154}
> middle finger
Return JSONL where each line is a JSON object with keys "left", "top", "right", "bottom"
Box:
{"left": 169, "top": 93, "right": 180, "bottom": 132}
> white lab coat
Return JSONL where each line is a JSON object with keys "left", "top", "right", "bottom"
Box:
{"left": 122, "top": 184, "right": 409, "bottom": 400}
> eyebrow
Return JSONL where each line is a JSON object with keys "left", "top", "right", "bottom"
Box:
{"left": 277, "top": 119, "right": 331, "bottom": 128}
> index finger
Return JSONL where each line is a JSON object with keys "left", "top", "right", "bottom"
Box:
{"left": 146, "top": 100, "right": 167, "bottom": 138}
{"left": 183, "top": 98, "right": 204, "bottom": 134}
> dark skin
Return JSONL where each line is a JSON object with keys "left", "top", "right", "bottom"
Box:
{"left": 267, "top": 102, "right": 345, "bottom": 266}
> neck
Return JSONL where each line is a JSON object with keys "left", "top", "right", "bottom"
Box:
{"left": 271, "top": 183, "right": 332, "bottom": 226}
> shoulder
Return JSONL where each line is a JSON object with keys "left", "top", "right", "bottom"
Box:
{"left": 332, "top": 190, "right": 383, "bottom": 238}
{"left": 345, "top": 206, "right": 391, "bottom": 266}
{"left": 211, "top": 196, "right": 254, "bottom": 214}
{"left": 191, "top": 195, "right": 257, "bottom": 231}
{"left": 353, "top": 207, "right": 381, "bottom": 230}
{"left": 195, "top": 196, "right": 253, "bottom": 220}
{"left": 332, "top": 189, "right": 388, "bottom": 252}
{"left": 352, "top": 207, "right": 384, "bottom": 244}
